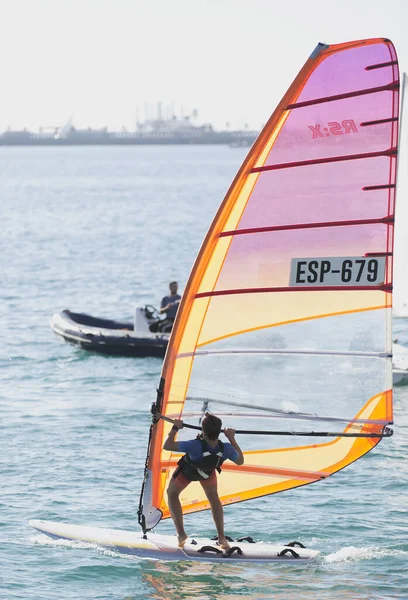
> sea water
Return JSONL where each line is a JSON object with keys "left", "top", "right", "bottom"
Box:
{"left": 1, "top": 146, "right": 407, "bottom": 600}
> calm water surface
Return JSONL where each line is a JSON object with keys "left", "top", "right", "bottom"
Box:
{"left": 1, "top": 146, "right": 407, "bottom": 599}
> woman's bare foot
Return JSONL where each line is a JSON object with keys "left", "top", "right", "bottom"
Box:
{"left": 218, "top": 536, "right": 231, "bottom": 550}
{"left": 177, "top": 532, "right": 188, "bottom": 548}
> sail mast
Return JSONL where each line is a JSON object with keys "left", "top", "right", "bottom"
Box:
{"left": 392, "top": 71, "right": 406, "bottom": 316}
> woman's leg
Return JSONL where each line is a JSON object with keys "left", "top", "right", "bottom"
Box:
{"left": 202, "top": 478, "right": 230, "bottom": 550}
{"left": 167, "top": 477, "right": 189, "bottom": 547}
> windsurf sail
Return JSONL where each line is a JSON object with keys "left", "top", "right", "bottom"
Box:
{"left": 139, "top": 38, "right": 399, "bottom": 532}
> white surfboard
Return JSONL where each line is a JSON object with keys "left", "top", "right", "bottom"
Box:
{"left": 29, "top": 520, "right": 320, "bottom": 563}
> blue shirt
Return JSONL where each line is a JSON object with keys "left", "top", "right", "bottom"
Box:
{"left": 178, "top": 439, "right": 239, "bottom": 463}
{"left": 161, "top": 294, "right": 181, "bottom": 320}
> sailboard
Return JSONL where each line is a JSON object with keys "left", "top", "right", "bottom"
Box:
{"left": 392, "top": 342, "right": 408, "bottom": 384}
{"left": 29, "top": 519, "right": 318, "bottom": 562}
{"left": 31, "top": 38, "right": 399, "bottom": 564}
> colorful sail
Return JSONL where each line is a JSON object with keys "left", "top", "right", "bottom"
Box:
{"left": 139, "top": 38, "right": 399, "bottom": 531}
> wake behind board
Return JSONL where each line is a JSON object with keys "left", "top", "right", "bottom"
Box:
{"left": 29, "top": 520, "right": 319, "bottom": 563}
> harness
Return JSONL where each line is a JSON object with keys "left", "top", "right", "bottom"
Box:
{"left": 175, "top": 439, "right": 225, "bottom": 481}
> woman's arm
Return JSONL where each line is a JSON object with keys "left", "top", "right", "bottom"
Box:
{"left": 163, "top": 419, "right": 183, "bottom": 452}
{"left": 223, "top": 428, "right": 244, "bottom": 465}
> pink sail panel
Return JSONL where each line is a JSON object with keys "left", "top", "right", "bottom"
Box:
{"left": 296, "top": 42, "right": 398, "bottom": 102}
{"left": 213, "top": 224, "right": 390, "bottom": 292}
{"left": 262, "top": 91, "right": 396, "bottom": 167}
{"left": 234, "top": 157, "right": 395, "bottom": 230}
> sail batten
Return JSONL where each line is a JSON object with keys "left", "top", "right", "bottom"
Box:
{"left": 251, "top": 148, "right": 397, "bottom": 173}
{"left": 195, "top": 285, "right": 392, "bottom": 298}
{"left": 178, "top": 348, "right": 391, "bottom": 358}
{"left": 366, "top": 60, "right": 398, "bottom": 70}
{"left": 220, "top": 216, "right": 394, "bottom": 237}
{"left": 139, "top": 38, "right": 398, "bottom": 531}
{"left": 160, "top": 459, "right": 329, "bottom": 480}
{"left": 361, "top": 117, "right": 398, "bottom": 126}
{"left": 286, "top": 80, "right": 398, "bottom": 109}
{"left": 168, "top": 410, "right": 392, "bottom": 426}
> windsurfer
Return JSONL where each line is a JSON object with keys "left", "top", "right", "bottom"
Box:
{"left": 163, "top": 413, "right": 244, "bottom": 549}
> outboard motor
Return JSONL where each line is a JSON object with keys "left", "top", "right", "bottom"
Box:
{"left": 134, "top": 306, "right": 160, "bottom": 335}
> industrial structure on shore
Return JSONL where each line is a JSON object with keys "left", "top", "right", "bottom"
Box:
{"left": 0, "top": 107, "right": 258, "bottom": 146}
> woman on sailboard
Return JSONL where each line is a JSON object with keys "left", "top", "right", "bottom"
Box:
{"left": 163, "top": 413, "right": 244, "bottom": 549}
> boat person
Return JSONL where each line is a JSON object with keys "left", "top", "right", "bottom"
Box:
{"left": 159, "top": 281, "right": 181, "bottom": 330}
{"left": 163, "top": 413, "right": 244, "bottom": 549}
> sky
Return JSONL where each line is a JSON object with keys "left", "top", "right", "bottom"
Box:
{"left": 0, "top": 0, "right": 406, "bottom": 132}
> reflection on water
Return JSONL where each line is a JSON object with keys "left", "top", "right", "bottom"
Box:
{"left": 140, "top": 560, "right": 283, "bottom": 600}
{"left": 121, "top": 552, "right": 406, "bottom": 600}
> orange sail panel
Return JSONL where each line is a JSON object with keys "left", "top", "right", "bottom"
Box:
{"left": 139, "top": 38, "right": 398, "bottom": 531}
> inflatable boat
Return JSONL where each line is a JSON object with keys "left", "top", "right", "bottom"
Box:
{"left": 50, "top": 306, "right": 170, "bottom": 358}
{"left": 392, "top": 342, "right": 408, "bottom": 385}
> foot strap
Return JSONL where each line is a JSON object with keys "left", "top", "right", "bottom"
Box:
{"left": 224, "top": 546, "right": 243, "bottom": 558}
{"left": 285, "top": 541, "right": 306, "bottom": 548}
{"left": 198, "top": 545, "right": 223, "bottom": 555}
{"left": 197, "top": 545, "right": 244, "bottom": 558}
{"left": 211, "top": 535, "right": 234, "bottom": 542}
{"left": 277, "top": 548, "right": 300, "bottom": 558}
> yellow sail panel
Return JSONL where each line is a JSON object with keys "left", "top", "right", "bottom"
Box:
{"left": 154, "top": 391, "right": 390, "bottom": 519}
{"left": 195, "top": 292, "right": 390, "bottom": 348}
{"left": 139, "top": 38, "right": 398, "bottom": 531}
